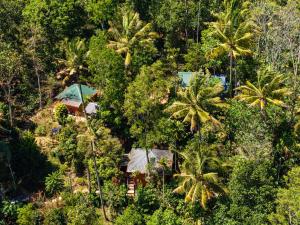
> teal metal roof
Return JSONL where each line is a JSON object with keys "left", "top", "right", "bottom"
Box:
{"left": 178, "top": 72, "right": 193, "bottom": 87}
{"left": 55, "top": 84, "right": 97, "bottom": 103}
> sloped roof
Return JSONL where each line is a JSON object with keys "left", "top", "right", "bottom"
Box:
{"left": 127, "top": 148, "right": 173, "bottom": 173}
{"left": 178, "top": 72, "right": 227, "bottom": 89}
{"left": 55, "top": 84, "right": 97, "bottom": 103}
{"left": 178, "top": 72, "right": 193, "bottom": 87}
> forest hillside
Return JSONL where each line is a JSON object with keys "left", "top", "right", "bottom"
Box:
{"left": 0, "top": 0, "right": 300, "bottom": 224}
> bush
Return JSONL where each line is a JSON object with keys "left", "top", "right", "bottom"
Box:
{"left": 147, "top": 208, "right": 182, "bottom": 225}
{"left": 17, "top": 203, "right": 41, "bottom": 225}
{"left": 54, "top": 104, "right": 69, "bottom": 125}
{"left": 43, "top": 208, "right": 66, "bottom": 225}
{"left": 269, "top": 166, "right": 300, "bottom": 224}
{"left": 0, "top": 200, "right": 20, "bottom": 225}
{"left": 103, "top": 181, "right": 128, "bottom": 218}
{"left": 56, "top": 192, "right": 99, "bottom": 225}
{"left": 45, "top": 171, "right": 64, "bottom": 196}
{"left": 210, "top": 158, "right": 276, "bottom": 225}
{"left": 134, "top": 185, "right": 160, "bottom": 215}
{"left": 56, "top": 122, "right": 78, "bottom": 166}
{"left": 66, "top": 203, "right": 98, "bottom": 225}
{"left": 35, "top": 125, "right": 47, "bottom": 136}
{"left": 115, "top": 205, "right": 144, "bottom": 225}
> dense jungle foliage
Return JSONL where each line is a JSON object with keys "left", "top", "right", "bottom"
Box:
{"left": 0, "top": 0, "right": 300, "bottom": 224}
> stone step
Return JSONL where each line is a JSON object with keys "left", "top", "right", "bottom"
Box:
{"left": 127, "top": 189, "right": 135, "bottom": 194}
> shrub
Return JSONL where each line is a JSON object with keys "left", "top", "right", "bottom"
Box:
{"left": 35, "top": 125, "right": 47, "bottom": 136}
{"left": 134, "top": 185, "right": 160, "bottom": 215}
{"left": 103, "top": 181, "right": 128, "bottom": 218}
{"left": 147, "top": 208, "right": 182, "bottom": 225}
{"left": 269, "top": 166, "right": 300, "bottom": 224}
{"left": 45, "top": 171, "right": 64, "bottom": 196}
{"left": 66, "top": 202, "right": 98, "bottom": 225}
{"left": 43, "top": 208, "right": 66, "bottom": 225}
{"left": 0, "top": 200, "right": 20, "bottom": 225}
{"left": 17, "top": 203, "right": 41, "bottom": 225}
{"left": 115, "top": 205, "right": 144, "bottom": 225}
{"left": 54, "top": 104, "right": 69, "bottom": 125}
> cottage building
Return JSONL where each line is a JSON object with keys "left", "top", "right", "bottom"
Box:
{"left": 55, "top": 84, "right": 99, "bottom": 116}
{"left": 125, "top": 148, "right": 173, "bottom": 196}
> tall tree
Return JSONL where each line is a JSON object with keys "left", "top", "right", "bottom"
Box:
{"left": 22, "top": 25, "right": 46, "bottom": 110}
{"left": 0, "top": 41, "right": 22, "bottom": 127}
{"left": 22, "top": 1, "right": 53, "bottom": 110}
{"left": 165, "top": 72, "right": 227, "bottom": 132}
{"left": 235, "top": 68, "right": 290, "bottom": 112}
{"left": 173, "top": 144, "right": 226, "bottom": 208}
{"left": 57, "top": 38, "right": 88, "bottom": 86}
{"left": 124, "top": 61, "right": 173, "bottom": 164}
{"left": 208, "top": 0, "right": 254, "bottom": 94}
{"left": 269, "top": 166, "right": 300, "bottom": 225}
{"left": 107, "top": 8, "right": 159, "bottom": 69}
{"left": 252, "top": 1, "right": 300, "bottom": 121}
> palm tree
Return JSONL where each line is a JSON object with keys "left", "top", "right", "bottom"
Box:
{"left": 173, "top": 145, "right": 226, "bottom": 208}
{"left": 107, "top": 9, "right": 159, "bottom": 68}
{"left": 77, "top": 85, "right": 109, "bottom": 221}
{"left": 165, "top": 73, "right": 228, "bottom": 132}
{"left": 57, "top": 38, "right": 88, "bottom": 86}
{"left": 208, "top": 0, "right": 254, "bottom": 94}
{"left": 235, "top": 69, "right": 290, "bottom": 112}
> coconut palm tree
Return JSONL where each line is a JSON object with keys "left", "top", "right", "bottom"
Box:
{"left": 235, "top": 69, "right": 290, "bottom": 112}
{"left": 208, "top": 0, "right": 254, "bottom": 94}
{"left": 57, "top": 38, "right": 88, "bottom": 86}
{"left": 165, "top": 73, "right": 228, "bottom": 132}
{"left": 173, "top": 145, "right": 226, "bottom": 208}
{"left": 107, "top": 9, "right": 159, "bottom": 68}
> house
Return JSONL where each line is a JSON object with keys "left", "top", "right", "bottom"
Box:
{"left": 125, "top": 148, "right": 173, "bottom": 196}
{"left": 178, "top": 72, "right": 193, "bottom": 87}
{"left": 178, "top": 72, "right": 227, "bottom": 89}
{"left": 55, "top": 84, "right": 99, "bottom": 116}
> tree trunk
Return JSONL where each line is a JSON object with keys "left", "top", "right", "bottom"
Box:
{"left": 31, "top": 30, "right": 42, "bottom": 110}
{"left": 229, "top": 52, "right": 233, "bottom": 97}
{"left": 8, "top": 86, "right": 13, "bottom": 128}
{"left": 145, "top": 148, "right": 150, "bottom": 178}
{"left": 234, "top": 67, "right": 237, "bottom": 96}
{"left": 7, "top": 162, "right": 16, "bottom": 190}
{"left": 87, "top": 166, "right": 92, "bottom": 194}
{"left": 184, "top": 0, "right": 188, "bottom": 42}
{"left": 91, "top": 141, "right": 108, "bottom": 221}
{"left": 35, "top": 66, "right": 42, "bottom": 109}
{"left": 196, "top": 0, "right": 201, "bottom": 43}
{"left": 162, "top": 168, "right": 165, "bottom": 201}
{"left": 68, "top": 170, "right": 73, "bottom": 192}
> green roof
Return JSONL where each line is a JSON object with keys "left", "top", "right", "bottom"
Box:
{"left": 55, "top": 84, "right": 97, "bottom": 103}
{"left": 178, "top": 72, "right": 193, "bottom": 87}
